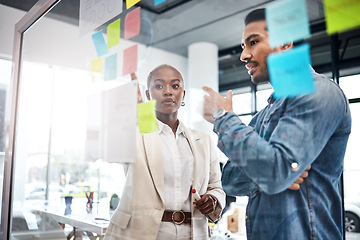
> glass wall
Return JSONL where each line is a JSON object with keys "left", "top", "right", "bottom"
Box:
{"left": 2, "top": 0, "right": 360, "bottom": 239}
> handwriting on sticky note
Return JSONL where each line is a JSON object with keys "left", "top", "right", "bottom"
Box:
{"left": 92, "top": 29, "right": 109, "bottom": 57}
{"left": 124, "top": 7, "right": 141, "bottom": 40}
{"left": 107, "top": 19, "right": 120, "bottom": 49}
{"left": 137, "top": 100, "right": 158, "bottom": 133}
{"left": 267, "top": 44, "right": 314, "bottom": 98}
{"left": 122, "top": 44, "right": 138, "bottom": 76}
{"left": 324, "top": 0, "right": 360, "bottom": 34}
{"left": 266, "top": 0, "right": 310, "bottom": 48}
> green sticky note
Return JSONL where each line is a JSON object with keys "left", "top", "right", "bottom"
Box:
{"left": 324, "top": 0, "right": 360, "bottom": 34}
{"left": 137, "top": 100, "right": 158, "bottom": 133}
{"left": 107, "top": 18, "right": 120, "bottom": 49}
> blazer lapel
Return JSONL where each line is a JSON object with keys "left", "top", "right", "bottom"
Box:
{"left": 183, "top": 126, "right": 205, "bottom": 192}
{"left": 142, "top": 132, "right": 165, "bottom": 203}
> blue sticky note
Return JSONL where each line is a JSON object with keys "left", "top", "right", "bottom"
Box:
{"left": 154, "top": 0, "right": 166, "bottom": 6}
{"left": 92, "top": 29, "right": 109, "bottom": 57}
{"left": 267, "top": 44, "right": 315, "bottom": 98}
{"left": 266, "top": 0, "right": 310, "bottom": 48}
{"left": 105, "top": 54, "right": 117, "bottom": 81}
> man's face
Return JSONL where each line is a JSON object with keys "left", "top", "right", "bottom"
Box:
{"left": 240, "top": 20, "right": 274, "bottom": 84}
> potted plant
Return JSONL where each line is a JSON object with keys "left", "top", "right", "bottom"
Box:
{"left": 110, "top": 193, "right": 120, "bottom": 210}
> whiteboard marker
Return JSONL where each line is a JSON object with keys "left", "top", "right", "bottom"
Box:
{"left": 192, "top": 189, "right": 201, "bottom": 201}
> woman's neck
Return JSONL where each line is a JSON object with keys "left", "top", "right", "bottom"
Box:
{"left": 156, "top": 112, "right": 179, "bottom": 135}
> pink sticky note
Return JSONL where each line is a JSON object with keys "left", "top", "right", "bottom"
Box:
{"left": 122, "top": 44, "right": 138, "bottom": 76}
{"left": 124, "top": 7, "right": 141, "bottom": 40}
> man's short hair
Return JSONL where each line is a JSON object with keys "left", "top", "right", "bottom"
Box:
{"left": 245, "top": 8, "right": 266, "bottom": 26}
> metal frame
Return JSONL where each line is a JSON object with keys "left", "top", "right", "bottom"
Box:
{"left": 0, "top": 1, "right": 60, "bottom": 239}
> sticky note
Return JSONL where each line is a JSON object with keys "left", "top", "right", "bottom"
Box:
{"left": 79, "top": 0, "right": 123, "bottom": 36}
{"left": 107, "top": 19, "right": 120, "bottom": 49}
{"left": 266, "top": 0, "right": 310, "bottom": 48}
{"left": 126, "top": 0, "right": 141, "bottom": 9}
{"left": 92, "top": 29, "right": 109, "bottom": 57}
{"left": 324, "top": 0, "right": 360, "bottom": 34}
{"left": 123, "top": 44, "right": 138, "bottom": 76}
{"left": 124, "top": 7, "right": 141, "bottom": 40}
{"left": 155, "top": 0, "right": 166, "bottom": 6}
{"left": 105, "top": 54, "right": 117, "bottom": 81}
{"left": 91, "top": 57, "right": 102, "bottom": 72}
{"left": 90, "top": 57, "right": 102, "bottom": 83}
{"left": 267, "top": 44, "right": 315, "bottom": 98}
{"left": 137, "top": 100, "right": 158, "bottom": 133}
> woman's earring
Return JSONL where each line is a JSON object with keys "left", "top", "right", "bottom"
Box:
{"left": 181, "top": 101, "right": 185, "bottom": 106}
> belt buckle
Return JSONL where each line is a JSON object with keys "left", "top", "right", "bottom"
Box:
{"left": 171, "top": 210, "right": 185, "bottom": 225}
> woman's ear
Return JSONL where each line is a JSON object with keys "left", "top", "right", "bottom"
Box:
{"left": 182, "top": 90, "right": 186, "bottom": 102}
{"left": 145, "top": 90, "right": 151, "bottom": 101}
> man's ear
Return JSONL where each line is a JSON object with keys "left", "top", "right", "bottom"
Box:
{"left": 145, "top": 90, "right": 151, "bottom": 101}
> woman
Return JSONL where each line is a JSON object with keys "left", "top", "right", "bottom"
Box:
{"left": 104, "top": 64, "right": 225, "bottom": 240}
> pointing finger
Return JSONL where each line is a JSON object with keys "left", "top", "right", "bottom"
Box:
{"left": 202, "top": 86, "right": 216, "bottom": 96}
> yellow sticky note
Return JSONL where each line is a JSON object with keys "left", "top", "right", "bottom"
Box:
{"left": 137, "top": 100, "right": 158, "bottom": 133}
{"left": 91, "top": 57, "right": 102, "bottom": 72}
{"left": 91, "top": 57, "right": 102, "bottom": 83}
{"left": 107, "top": 18, "right": 120, "bottom": 49}
{"left": 126, "top": 0, "right": 141, "bottom": 9}
{"left": 324, "top": 0, "right": 360, "bottom": 34}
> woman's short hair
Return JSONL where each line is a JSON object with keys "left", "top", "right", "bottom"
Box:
{"left": 147, "top": 64, "right": 183, "bottom": 89}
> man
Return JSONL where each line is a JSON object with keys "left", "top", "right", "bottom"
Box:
{"left": 202, "top": 8, "right": 351, "bottom": 240}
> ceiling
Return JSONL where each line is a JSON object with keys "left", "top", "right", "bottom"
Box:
{"left": 1, "top": 0, "right": 360, "bottom": 90}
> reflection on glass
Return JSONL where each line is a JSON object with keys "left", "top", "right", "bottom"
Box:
{"left": 0, "top": 58, "right": 12, "bottom": 220}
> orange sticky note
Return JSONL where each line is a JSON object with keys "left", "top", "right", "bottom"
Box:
{"left": 137, "top": 100, "right": 158, "bottom": 133}
{"left": 126, "top": 0, "right": 141, "bottom": 9}
{"left": 124, "top": 7, "right": 141, "bottom": 40}
{"left": 122, "top": 44, "right": 138, "bottom": 76}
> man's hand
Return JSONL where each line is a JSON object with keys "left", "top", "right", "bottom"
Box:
{"left": 202, "top": 86, "right": 233, "bottom": 124}
{"left": 193, "top": 194, "right": 218, "bottom": 215}
{"left": 131, "top": 72, "right": 143, "bottom": 103}
{"left": 288, "top": 165, "right": 311, "bottom": 190}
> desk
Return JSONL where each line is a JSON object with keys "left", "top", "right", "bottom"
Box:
{"left": 38, "top": 210, "right": 109, "bottom": 240}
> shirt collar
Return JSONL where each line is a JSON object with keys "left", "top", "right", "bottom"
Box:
{"left": 157, "top": 119, "right": 186, "bottom": 138}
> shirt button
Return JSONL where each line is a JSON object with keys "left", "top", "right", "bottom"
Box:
{"left": 245, "top": 215, "right": 248, "bottom": 219}
{"left": 291, "top": 162, "right": 299, "bottom": 171}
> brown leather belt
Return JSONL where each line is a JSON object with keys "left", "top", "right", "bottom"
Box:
{"left": 162, "top": 210, "right": 191, "bottom": 224}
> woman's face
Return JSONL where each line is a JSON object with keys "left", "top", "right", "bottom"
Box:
{"left": 146, "top": 66, "right": 185, "bottom": 115}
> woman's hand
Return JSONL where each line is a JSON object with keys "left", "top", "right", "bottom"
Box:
{"left": 131, "top": 72, "right": 143, "bottom": 103}
{"left": 193, "top": 194, "right": 218, "bottom": 215}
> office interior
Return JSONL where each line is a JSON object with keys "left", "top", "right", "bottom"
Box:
{"left": 0, "top": 0, "right": 360, "bottom": 239}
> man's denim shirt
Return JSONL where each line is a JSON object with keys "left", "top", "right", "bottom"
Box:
{"left": 217, "top": 72, "right": 351, "bottom": 240}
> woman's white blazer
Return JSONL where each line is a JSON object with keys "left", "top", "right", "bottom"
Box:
{"left": 104, "top": 123, "right": 225, "bottom": 240}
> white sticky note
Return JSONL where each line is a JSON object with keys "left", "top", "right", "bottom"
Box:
{"left": 85, "top": 81, "right": 137, "bottom": 163}
{"left": 79, "top": 0, "right": 123, "bottom": 36}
